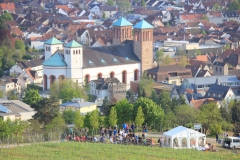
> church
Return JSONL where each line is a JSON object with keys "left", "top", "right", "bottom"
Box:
{"left": 42, "top": 18, "right": 154, "bottom": 90}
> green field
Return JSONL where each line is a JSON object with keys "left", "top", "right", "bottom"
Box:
{"left": 0, "top": 142, "right": 239, "bottom": 160}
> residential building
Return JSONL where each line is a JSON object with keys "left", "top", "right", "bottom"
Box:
{"left": 0, "top": 76, "right": 21, "bottom": 99}
{"left": 0, "top": 2, "right": 16, "bottom": 14}
{"left": 204, "top": 78, "right": 235, "bottom": 103}
{"left": 0, "top": 99, "right": 35, "bottom": 121}
{"left": 212, "top": 62, "right": 228, "bottom": 76}
{"left": 102, "top": 6, "right": 118, "bottom": 18}
{"left": 89, "top": 78, "right": 126, "bottom": 102}
{"left": 59, "top": 98, "right": 97, "bottom": 115}
{"left": 146, "top": 65, "right": 192, "bottom": 85}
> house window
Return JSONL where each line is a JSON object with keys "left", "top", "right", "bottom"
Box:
{"left": 213, "top": 93, "right": 215, "bottom": 97}
{"left": 98, "top": 90, "right": 100, "bottom": 95}
{"left": 208, "top": 93, "right": 210, "bottom": 96}
{"left": 110, "top": 72, "right": 115, "bottom": 78}
{"left": 219, "top": 67, "right": 222, "bottom": 73}
{"left": 134, "top": 69, "right": 139, "bottom": 81}
{"left": 97, "top": 73, "right": 102, "bottom": 79}
{"left": 216, "top": 67, "right": 218, "bottom": 72}
{"left": 122, "top": 71, "right": 127, "bottom": 83}
{"left": 219, "top": 94, "right": 221, "bottom": 98}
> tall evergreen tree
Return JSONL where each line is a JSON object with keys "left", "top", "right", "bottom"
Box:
{"left": 109, "top": 107, "right": 117, "bottom": 127}
{"left": 135, "top": 106, "right": 144, "bottom": 130}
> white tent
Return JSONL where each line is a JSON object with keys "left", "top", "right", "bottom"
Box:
{"left": 163, "top": 126, "right": 206, "bottom": 149}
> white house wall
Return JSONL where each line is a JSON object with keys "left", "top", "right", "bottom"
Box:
{"left": 10, "top": 64, "right": 24, "bottom": 74}
{"left": 83, "top": 63, "right": 141, "bottom": 89}
{"left": 31, "top": 41, "right": 44, "bottom": 50}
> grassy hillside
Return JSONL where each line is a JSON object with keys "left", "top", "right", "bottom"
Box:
{"left": 0, "top": 142, "right": 239, "bottom": 160}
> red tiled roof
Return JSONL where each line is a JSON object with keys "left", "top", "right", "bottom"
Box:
{"left": 0, "top": 2, "right": 15, "bottom": 10}
{"left": 10, "top": 26, "right": 23, "bottom": 36}
{"left": 180, "top": 14, "right": 203, "bottom": 20}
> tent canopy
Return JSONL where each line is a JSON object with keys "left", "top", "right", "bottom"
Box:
{"left": 163, "top": 126, "right": 206, "bottom": 148}
{"left": 163, "top": 126, "right": 205, "bottom": 138}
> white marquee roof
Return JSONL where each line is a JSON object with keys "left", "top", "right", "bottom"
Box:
{"left": 163, "top": 126, "right": 206, "bottom": 139}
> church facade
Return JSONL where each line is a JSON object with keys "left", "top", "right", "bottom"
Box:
{"left": 42, "top": 18, "right": 154, "bottom": 90}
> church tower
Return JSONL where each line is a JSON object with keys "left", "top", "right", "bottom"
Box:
{"left": 112, "top": 17, "right": 133, "bottom": 45}
{"left": 133, "top": 20, "right": 154, "bottom": 74}
{"left": 44, "top": 37, "right": 63, "bottom": 61}
{"left": 64, "top": 40, "right": 83, "bottom": 83}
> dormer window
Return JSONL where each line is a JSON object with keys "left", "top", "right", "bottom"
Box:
{"left": 113, "top": 58, "right": 118, "bottom": 62}
{"left": 89, "top": 60, "right": 93, "bottom": 64}
{"left": 101, "top": 59, "right": 105, "bottom": 63}
{"left": 126, "top": 57, "right": 129, "bottom": 60}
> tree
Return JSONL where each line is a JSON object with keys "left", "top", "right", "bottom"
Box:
{"left": 63, "top": 109, "right": 76, "bottom": 124}
{"left": 178, "top": 55, "right": 188, "bottom": 67}
{"left": 201, "top": 15, "right": 209, "bottom": 21}
{"left": 201, "top": 30, "right": 207, "bottom": 35}
{"left": 141, "top": 0, "right": 146, "bottom": 7}
{"left": 150, "top": 90, "right": 158, "bottom": 103}
{"left": 6, "top": 90, "right": 19, "bottom": 100}
{"left": 194, "top": 49, "right": 202, "bottom": 55}
{"left": 0, "top": 11, "right": 13, "bottom": 30}
{"left": 224, "top": 43, "right": 231, "bottom": 51}
{"left": 15, "top": 40, "right": 26, "bottom": 55}
{"left": 169, "top": 12, "right": 176, "bottom": 26}
{"left": 161, "top": 55, "right": 174, "bottom": 65}
{"left": 155, "top": 49, "right": 164, "bottom": 64}
{"left": 212, "top": 3, "right": 220, "bottom": 11}
{"left": 50, "top": 79, "right": 88, "bottom": 103}
{"left": 228, "top": 0, "right": 240, "bottom": 11}
{"left": 114, "top": 99, "right": 133, "bottom": 125}
{"left": 117, "top": 0, "right": 131, "bottom": 12}
{"left": 45, "top": 114, "right": 66, "bottom": 132}
{"left": 134, "top": 97, "right": 164, "bottom": 127}
{"left": 231, "top": 100, "right": 240, "bottom": 136}
{"left": 139, "top": 72, "right": 154, "bottom": 97}
{"left": 31, "top": 98, "right": 60, "bottom": 127}
{"left": 74, "top": 111, "right": 84, "bottom": 129}
{"left": 102, "top": 96, "right": 112, "bottom": 116}
{"left": 162, "top": 111, "right": 176, "bottom": 130}
{"left": 135, "top": 106, "right": 144, "bottom": 130}
{"left": 22, "top": 54, "right": 32, "bottom": 60}
{"left": 22, "top": 89, "right": 42, "bottom": 106}
{"left": 109, "top": 107, "right": 117, "bottom": 127}
{"left": 107, "top": 0, "right": 114, "bottom": 6}
{"left": 198, "top": 103, "right": 222, "bottom": 134}
{"left": 102, "top": 12, "right": 106, "bottom": 19}
{"left": 89, "top": 109, "right": 99, "bottom": 130}
{"left": 174, "top": 105, "right": 197, "bottom": 126}
{"left": 158, "top": 91, "right": 172, "bottom": 113}
{"left": 126, "top": 89, "right": 136, "bottom": 103}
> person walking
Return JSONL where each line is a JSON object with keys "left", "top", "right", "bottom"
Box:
{"left": 131, "top": 123, "right": 135, "bottom": 133}
{"left": 216, "top": 133, "right": 219, "bottom": 143}
{"left": 158, "top": 137, "right": 163, "bottom": 147}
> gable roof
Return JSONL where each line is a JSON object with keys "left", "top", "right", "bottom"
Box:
{"left": 91, "top": 78, "right": 120, "bottom": 90}
{"left": 42, "top": 52, "right": 67, "bottom": 67}
{"left": 64, "top": 40, "right": 82, "bottom": 48}
{"left": 15, "top": 58, "right": 44, "bottom": 69}
{"left": 133, "top": 20, "right": 154, "bottom": 29}
{"left": 113, "top": 17, "right": 132, "bottom": 27}
{"left": 204, "top": 84, "right": 231, "bottom": 100}
{"left": 44, "top": 37, "right": 62, "bottom": 45}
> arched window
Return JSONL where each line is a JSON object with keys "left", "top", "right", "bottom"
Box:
{"left": 44, "top": 74, "right": 47, "bottom": 90}
{"left": 58, "top": 75, "right": 65, "bottom": 80}
{"left": 97, "top": 73, "right": 102, "bottom": 79}
{"left": 49, "top": 75, "right": 56, "bottom": 86}
{"left": 110, "top": 72, "right": 115, "bottom": 78}
{"left": 85, "top": 74, "right": 90, "bottom": 82}
{"left": 122, "top": 71, "right": 127, "bottom": 83}
{"left": 134, "top": 69, "right": 139, "bottom": 81}
{"left": 73, "top": 50, "right": 75, "bottom": 54}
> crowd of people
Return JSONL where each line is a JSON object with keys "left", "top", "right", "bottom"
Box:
{"left": 62, "top": 123, "right": 163, "bottom": 147}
